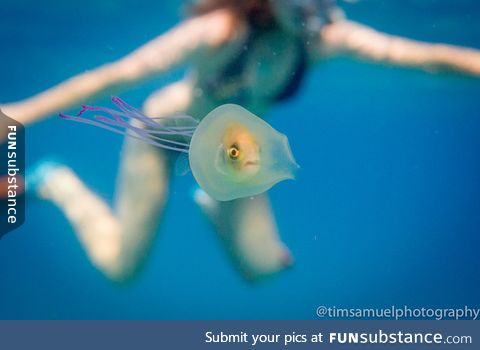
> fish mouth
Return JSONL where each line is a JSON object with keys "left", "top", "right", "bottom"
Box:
{"left": 242, "top": 159, "right": 260, "bottom": 176}
{"left": 244, "top": 160, "right": 259, "bottom": 167}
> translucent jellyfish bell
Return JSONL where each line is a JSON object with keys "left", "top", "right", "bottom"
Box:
{"left": 60, "top": 98, "right": 299, "bottom": 201}
{"left": 189, "top": 104, "right": 299, "bottom": 201}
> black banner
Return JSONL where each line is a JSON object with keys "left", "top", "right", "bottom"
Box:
{"left": 0, "top": 109, "right": 25, "bottom": 238}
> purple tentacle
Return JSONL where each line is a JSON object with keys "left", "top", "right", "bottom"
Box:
{"left": 111, "top": 96, "right": 199, "bottom": 131}
{"left": 59, "top": 97, "right": 195, "bottom": 153}
{"left": 151, "top": 114, "right": 200, "bottom": 125}
{"left": 92, "top": 116, "right": 194, "bottom": 144}
{"left": 110, "top": 97, "right": 160, "bottom": 127}
{"left": 78, "top": 105, "right": 128, "bottom": 122}
{"left": 60, "top": 113, "right": 189, "bottom": 153}
{"left": 93, "top": 114, "right": 194, "bottom": 137}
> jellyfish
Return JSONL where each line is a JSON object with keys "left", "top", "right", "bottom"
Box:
{"left": 60, "top": 97, "right": 299, "bottom": 201}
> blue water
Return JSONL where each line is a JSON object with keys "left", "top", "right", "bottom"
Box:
{"left": 0, "top": 0, "right": 479, "bottom": 319}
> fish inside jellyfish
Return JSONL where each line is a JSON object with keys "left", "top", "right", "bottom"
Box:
{"left": 60, "top": 97, "right": 299, "bottom": 201}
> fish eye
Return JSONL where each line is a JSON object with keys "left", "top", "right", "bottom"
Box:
{"left": 228, "top": 144, "right": 240, "bottom": 160}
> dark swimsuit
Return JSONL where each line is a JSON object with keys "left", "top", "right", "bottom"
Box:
{"left": 204, "top": 27, "right": 308, "bottom": 104}
{"left": 203, "top": 0, "right": 337, "bottom": 105}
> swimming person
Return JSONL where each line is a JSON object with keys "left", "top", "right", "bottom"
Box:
{"left": 2, "top": 0, "right": 479, "bottom": 281}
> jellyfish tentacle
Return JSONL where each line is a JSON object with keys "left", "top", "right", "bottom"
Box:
{"left": 60, "top": 112, "right": 190, "bottom": 153}
{"left": 93, "top": 115, "right": 189, "bottom": 148}
{"left": 78, "top": 105, "right": 129, "bottom": 122}
{"left": 147, "top": 129, "right": 195, "bottom": 136}
{"left": 111, "top": 96, "right": 199, "bottom": 128}
{"left": 89, "top": 112, "right": 195, "bottom": 136}
{"left": 110, "top": 96, "right": 198, "bottom": 128}
{"left": 60, "top": 97, "right": 198, "bottom": 153}
{"left": 151, "top": 114, "right": 200, "bottom": 125}
{"left": 61, "top": 113, "right": 156, "bottom": 147}
{"left": 127, "top": 124, "right": 192, "bottom": 148}
{"left": 110, "top": 96, "right": 160, "bottom": 127}
{"left": 93, "top": 115, "right": 194, "bottom": 139}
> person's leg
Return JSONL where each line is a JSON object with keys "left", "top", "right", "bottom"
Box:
{"left": 194, "top": 190, "right": 293, "bottom": 281}
{"left": 143, "top": 79, "right": 193, "bottom": 117}
{"left": 36, "top": 137, "right": 173, "bottom": 281}
{"left": 33, "top": 80, "right": 193, "bottom": 282}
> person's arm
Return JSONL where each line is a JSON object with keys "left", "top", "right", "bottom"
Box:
{"left": 318, "top": 19, "right": 480, "bottom": 76}
{"left": 1, "top": 10, "right": 236, "bottom": 125}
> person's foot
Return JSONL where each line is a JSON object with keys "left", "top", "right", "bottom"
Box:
{"left": 193, "top": 187, "right": 219, "bottom": 217}
{"left": 25, "top": 159, "right": 64, "bottom": 197}
{"left": 0, "top": 175, "right": 25, "bottom": 198}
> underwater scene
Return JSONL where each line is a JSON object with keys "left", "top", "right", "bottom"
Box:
{"left": 0, "top": 0, "right": 479, "bottom": 319}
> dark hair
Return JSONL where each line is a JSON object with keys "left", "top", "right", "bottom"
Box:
{"left": 188, "top": 0, "right": 275, "bottom": 28}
